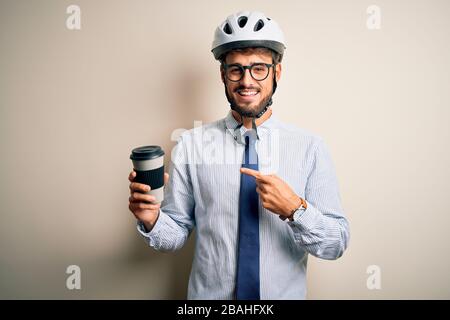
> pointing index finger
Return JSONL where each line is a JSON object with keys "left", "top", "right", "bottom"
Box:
{"left": 240, "top": 168, "right": 262, "bottom": 179}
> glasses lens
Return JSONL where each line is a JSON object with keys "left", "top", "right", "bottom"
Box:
{"left": 250, "top": 64, "right": 269, "bottom": 81}
{"left": 226, "top": 65, "right": 243, "bottom": 81}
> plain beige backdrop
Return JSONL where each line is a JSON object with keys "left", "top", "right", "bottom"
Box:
{"left": 1, "top": 0, "right": 449, "bottom": 299}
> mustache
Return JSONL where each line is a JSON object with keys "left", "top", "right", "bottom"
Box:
{"left": 235, "top": 86, "right": 260, "bottom": 93}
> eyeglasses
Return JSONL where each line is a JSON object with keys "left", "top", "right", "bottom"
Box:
{"left": 222, "top": 63, "right": 275, "bottom": 82}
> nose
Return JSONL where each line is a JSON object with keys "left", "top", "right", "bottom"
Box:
{"left": 240, "top": 68, "right": 254, "bottom": 86}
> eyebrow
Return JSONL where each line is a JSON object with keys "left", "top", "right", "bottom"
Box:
{"left": 227, "top": 61, "right": 268, "bottom": 65}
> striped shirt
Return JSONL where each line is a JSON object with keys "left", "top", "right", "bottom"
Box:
{"left": 137, "top": 109, "right": 350, "bottom": 299}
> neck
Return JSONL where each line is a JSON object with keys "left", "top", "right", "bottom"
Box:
{"left": 232, "top": 107, "right": 273, "bottom": 129}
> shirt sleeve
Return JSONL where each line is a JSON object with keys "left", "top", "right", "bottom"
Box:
{"left": 287, "top": 137, "right": 350, "bottom": 260}
{"left": 136, "top": 133, "right": 195, "bottom": 252}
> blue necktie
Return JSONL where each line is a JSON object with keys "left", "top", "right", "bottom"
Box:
{"left": 236, "top": 131, "right": 260, "bottom": 300}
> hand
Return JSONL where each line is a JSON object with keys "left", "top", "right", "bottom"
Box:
{"left": 128, "top": 170, "right": 169, "bottom": 232}
{"left": 240, "top": 168, "right": 303, "bottom": 219}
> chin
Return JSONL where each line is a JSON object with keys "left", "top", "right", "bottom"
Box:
{"left": 236, "top": 105, "right": 258, "bottom": 115}
{"left": 235, "top": 99, "right": 260, "bottom": 110}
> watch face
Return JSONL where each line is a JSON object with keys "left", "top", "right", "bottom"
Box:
{"left": 289, "top": 202, "right": 306, "bottom": 222}
{"left": 294, "top": 206, "right": 305, "bottom": 219}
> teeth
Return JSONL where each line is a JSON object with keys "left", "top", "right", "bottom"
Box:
{"left": 239, "top": 91, "right": 258, "bottom": 96}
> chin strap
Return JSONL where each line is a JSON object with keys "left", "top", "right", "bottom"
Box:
{"left": 251, "top": 117, "right": 257, "bottom": 132}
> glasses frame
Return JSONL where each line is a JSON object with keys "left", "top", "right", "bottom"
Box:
{"left": 222, "top": 62, "right": 276, "bottom": 82}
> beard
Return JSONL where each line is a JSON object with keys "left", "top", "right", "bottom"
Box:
{"left": 226, "top": 87, "right": 273, "bottom": 118}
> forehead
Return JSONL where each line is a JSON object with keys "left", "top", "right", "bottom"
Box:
{"left": 225, "top": 49, "right": 272, "bottom": 64}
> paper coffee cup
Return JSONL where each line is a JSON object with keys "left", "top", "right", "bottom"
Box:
{"left": 130, "top": 145, "right": 165, "bottom": 203}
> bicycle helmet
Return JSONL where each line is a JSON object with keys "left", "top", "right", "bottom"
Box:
{"left": 211, "top": 11, "right": 286, "bottom": 61}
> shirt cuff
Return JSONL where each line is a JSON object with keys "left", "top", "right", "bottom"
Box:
{"left": 136, "top": 209, "right": 165, "bottom": 238}
{"left": 287, "top": 200, "right": 319, "bottom": 231}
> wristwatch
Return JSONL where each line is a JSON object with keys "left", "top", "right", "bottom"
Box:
{"left": 287, "top": 198, "right": 307, "bottom": 222}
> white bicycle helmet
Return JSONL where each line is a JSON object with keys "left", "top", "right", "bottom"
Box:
{"left": 211, "top": 11, "right": 286, "bottom": 61}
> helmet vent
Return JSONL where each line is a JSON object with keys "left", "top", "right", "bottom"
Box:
{"left": 223, "top": 23, "right": 232, "bottom": 35}
{"left": 238, "top": 16, "right": 248, "bottom": 28}
{"left": 254, "top": 19, "right": 264, "bottom": 31}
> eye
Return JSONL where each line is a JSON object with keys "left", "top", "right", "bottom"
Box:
{"left": 252, "top": 64, "right": 267, "bottom": 73}
{"left": 228, "top": 66, "right": 242, "bottom": 74}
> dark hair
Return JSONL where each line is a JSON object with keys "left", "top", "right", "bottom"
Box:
{"left": 219, "top": 47, "right": 282, "bottom": 66}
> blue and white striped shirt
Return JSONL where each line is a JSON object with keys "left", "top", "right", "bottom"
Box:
{"left": 137, "top": 109, "right": 350, "bottom": 299}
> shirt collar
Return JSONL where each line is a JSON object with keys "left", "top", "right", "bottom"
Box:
{"left": 225, "top": 109, "right": 276, "bottom": 130}
{"left": 224, "top": 108, "right": 277, "bottom": 144}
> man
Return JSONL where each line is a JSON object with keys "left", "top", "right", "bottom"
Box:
{"left": 128, "top": 11, "right": 350, "bottom": 299}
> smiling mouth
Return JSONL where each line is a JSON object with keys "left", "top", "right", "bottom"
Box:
{"left": 237, "top": 90, "right": 259, "bottom": 97}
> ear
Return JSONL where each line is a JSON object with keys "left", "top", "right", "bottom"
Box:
{"left": 275, "top": 63, "right": 282, "bottom": 82}
{"left": 220, "top": 66, "right": 226, "bottom": 83}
